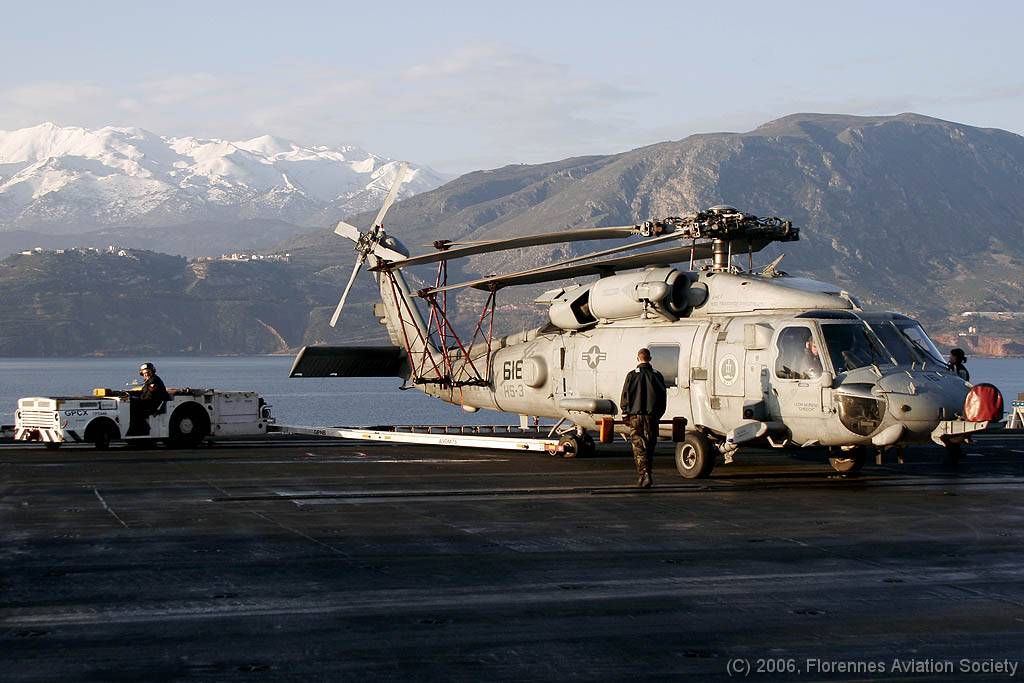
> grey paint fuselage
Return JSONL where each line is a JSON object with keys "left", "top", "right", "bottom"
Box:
{"left": 408, "top": 270, "right": 970, "bottom": 448}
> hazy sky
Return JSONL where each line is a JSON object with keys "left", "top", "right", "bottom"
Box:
{"left": 2, "top": 0, "right": 1021, "bottom": 173}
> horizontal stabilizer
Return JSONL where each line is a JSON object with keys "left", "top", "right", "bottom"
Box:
{"left": 289, "top": 345, "right": 407, "bottom": 378}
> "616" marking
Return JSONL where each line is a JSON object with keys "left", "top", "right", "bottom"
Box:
{"left": 502, "top": 360, "right": 523, "bottom": 381}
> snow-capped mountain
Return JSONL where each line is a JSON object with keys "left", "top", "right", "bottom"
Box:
{"left": 0, "top": 123, "right": 447, "bottom": 233}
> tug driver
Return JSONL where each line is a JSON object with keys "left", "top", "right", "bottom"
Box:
{"left": 128, "top": 362, "right": 170, "bottom": 436}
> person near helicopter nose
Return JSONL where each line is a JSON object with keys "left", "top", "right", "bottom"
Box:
{"left": 947, "top": 348, "right": 970, "bottom": 381}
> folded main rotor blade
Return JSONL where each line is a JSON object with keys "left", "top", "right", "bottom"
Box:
{"left": 418, "top": 239, "right": 492, "bottom": 247}
{"left": 373, "top": 225, "right": 642, "bottom": 271}
{"left": 329, "top": 255, "right": 366, "bottom": 327}
{"left": 429, "top": 236, "right": 775, "bottom": 293}
{"left": 426, "top": 229, "right": 697, "bottom": 293}
{"left": 431, "top": 243, "right": 719, "bottom": 293}
{"left": 372, "top": 162, "right": 409, "bottom": 228}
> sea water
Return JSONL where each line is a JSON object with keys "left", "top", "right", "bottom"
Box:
{"left": 0, "top": 356, "right": 517, "bottom": 427}
{"left": 0, "top": 356, "right": 1021, "bottom": 426}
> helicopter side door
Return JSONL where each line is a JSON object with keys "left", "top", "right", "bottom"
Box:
{"left": 645, "top": 324, "right": 699, "bottom": 430}
{"left": 688, "top": 320, "right": 747, "bottom": 435}
{"left": 712, "top": 320, "right": 746, "bottom": 429}
{"left": 769, "top": 323, "right": 830, "bottom": 444}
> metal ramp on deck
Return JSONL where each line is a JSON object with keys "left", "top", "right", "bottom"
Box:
{"left": 270, "top": 423, "right": 563, "bottom": 453}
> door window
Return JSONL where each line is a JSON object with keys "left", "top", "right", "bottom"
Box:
{"left": 774, "top": 327, "right": 822, "bottom": 380}
{"left": 649, "top": 344, "right": 680, "bottom": 387}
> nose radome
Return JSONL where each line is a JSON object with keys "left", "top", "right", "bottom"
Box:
{"left": 886, "top": 391, "right": 941, "bottom": 422}
{"left": 883, "top": 385, "right": 970, "bottom": 438}
{"left": 876, "top": 371, "right": 970, "bottom": 424}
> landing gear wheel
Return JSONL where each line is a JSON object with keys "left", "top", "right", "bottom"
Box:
{"left": 558, "top": 434, "right": 596, "bottom": 459}
{"left": 169, "top": 409, "right": 207, "bottom": 449}
{"left": 675, "top": 432, "right": 715, "bottom": 479}
{"left": 828, "top": 446, "right": 867, "bottom": 474}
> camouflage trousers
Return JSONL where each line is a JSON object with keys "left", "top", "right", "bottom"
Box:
{"left": 629, "top": 414, "right": 658, "bottom": 479}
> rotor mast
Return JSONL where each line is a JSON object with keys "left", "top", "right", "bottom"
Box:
{"left": 660, "top": 205, "right": 798, "bottom": 273}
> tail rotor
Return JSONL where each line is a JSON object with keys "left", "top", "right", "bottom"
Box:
{"left": 328, "top": 163, "right": 410, "bottom": 328}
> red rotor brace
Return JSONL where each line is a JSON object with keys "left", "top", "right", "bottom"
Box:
{"left": 379, "top": 261, "right": 497, "bottom": 402}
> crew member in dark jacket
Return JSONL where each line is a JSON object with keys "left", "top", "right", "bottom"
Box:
{"left": 129, "top": 362, "right": 170, "bottom": 435}
{"left": 948, "top": 348, "right": 970, "bottom": 381}
{"left": 620, "top": 348, "right": 667, "bottom": 488}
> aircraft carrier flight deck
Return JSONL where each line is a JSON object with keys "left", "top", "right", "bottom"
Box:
{"left": 3, "top": 435, "right": 1024, "bottom": 681}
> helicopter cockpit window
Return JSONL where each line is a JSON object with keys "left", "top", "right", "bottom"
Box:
{"left": 865, "top": 321, "right": 915, "bottom": 365}
{"left": 819, "top": 323, "right": 893, "bottom": 374}
{"left": 648, "top": 344, "right": 680, "bottom": 388}
{"left": 775, "top": 327, "right": 822, "bottom": 380}
{"left": 895, "top": 322, "right": 946, "bottom": 365}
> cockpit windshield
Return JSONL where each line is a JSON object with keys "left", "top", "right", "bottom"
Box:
{"left": 865, "top": 321, "right": 916, "bottom": 365}
{"left": 865, "top": 320, "right": 947, "bottom": 367}
{"left": 819, "top": 323, "right": 894, "bottom": 374}
{"left": 895, "top": 322, "right": 946, "bottom": 365}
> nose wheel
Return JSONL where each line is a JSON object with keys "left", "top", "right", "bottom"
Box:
{"left": 828, "top": 446, "right": 867, "bottom": 474}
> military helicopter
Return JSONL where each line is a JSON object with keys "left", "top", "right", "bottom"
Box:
{"left": 291, "top": 166, "right": 1003, "bottom": 478}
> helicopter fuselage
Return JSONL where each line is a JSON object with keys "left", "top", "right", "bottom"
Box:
{"left": 424, "top": 269, "right": 973, "bottom": 451}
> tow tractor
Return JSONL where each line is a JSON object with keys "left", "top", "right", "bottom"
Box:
{"left": 15, "top": 388, "right": 272, "bottom": 449}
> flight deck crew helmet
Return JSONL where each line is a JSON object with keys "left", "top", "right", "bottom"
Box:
{"left": 139, "top": 362, "right": 155, "bottom": 376}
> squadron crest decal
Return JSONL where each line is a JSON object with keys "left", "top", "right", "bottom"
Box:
{"left": 718, "top": 353, "right": 739, "bottom": 386}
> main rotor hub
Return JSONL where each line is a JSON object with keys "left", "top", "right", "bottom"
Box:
{"left": 656, "top": 208, "right": 799, "bottom": 271}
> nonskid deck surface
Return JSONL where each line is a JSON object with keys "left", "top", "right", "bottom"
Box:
{"left": 2, "top": 436, "right": 1023, "bottom": 681}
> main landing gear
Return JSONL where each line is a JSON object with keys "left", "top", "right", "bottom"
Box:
{"left": 558, "top": 432, "right": 596, "bottom": 459}
{"left": 675, "top": 432, "right": 716, "bottom": 479}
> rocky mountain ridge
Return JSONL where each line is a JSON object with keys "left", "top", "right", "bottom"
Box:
{"left": 283, "top": 112, "right": 1024, "bottom": 333}
{"left": 1, "top": 113, "right": 1022, "bottom": 356}
{"left": 0, "top": 248, "right": 340, "bottom": 356}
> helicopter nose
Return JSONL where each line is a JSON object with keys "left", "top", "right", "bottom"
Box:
{"left": 876, "top": 373, "right": 968, "bottom": 436}
{"left": 885, "top": 391, "right": 944, "bottom": 431}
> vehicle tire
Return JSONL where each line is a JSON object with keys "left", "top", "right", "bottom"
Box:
{"left": 85, "top": 419, "right": 117, "bottom": 451}
{"left": 675, "top": 432, "right": 715, "bottom": 479}
{"left": 558, "top": 434, "right": 595, "bottom": 459}
{"left": 828, "top": 446, "right": 867, "bottom": 474}
{"left": 168, "top": 406, "right": 209, "bottom": 449}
